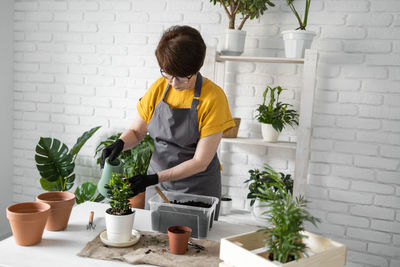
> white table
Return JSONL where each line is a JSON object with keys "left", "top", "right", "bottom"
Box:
{"left": 0, "top": 202, "right": 259, "bottom": 267}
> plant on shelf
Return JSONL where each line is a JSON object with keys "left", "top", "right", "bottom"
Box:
{"left": 95, "top": 133, "right": 154, "bottom": 209}
{"left": 209, "top": 0, "right": 276, "bottom": 55}
{"left": 255, "top": 85, "right": 299, "bottom": 142}
{"left": 35, "top": 126, "right": 104, "bottom": 204}
{"left": 282, "top": 0, "right": 315, "bottom": 58}
{"left": 254, "top": 171, "right": 320, "bottom": 263}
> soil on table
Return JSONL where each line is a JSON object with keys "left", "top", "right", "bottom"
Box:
{"left": 171, "top": 200, "right": 211, "bottom": 208}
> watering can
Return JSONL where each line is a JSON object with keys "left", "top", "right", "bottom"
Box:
{"left": 97, "top": 157, "right": 123, "bottom": 198}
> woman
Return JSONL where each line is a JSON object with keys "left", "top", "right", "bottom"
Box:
{"left": 101, "top": 25, "right": 235, "bottom": 219}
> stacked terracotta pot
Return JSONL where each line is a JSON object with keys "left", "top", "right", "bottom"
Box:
{"left": 6, "top": 191, "right": 76, "bottom": 246}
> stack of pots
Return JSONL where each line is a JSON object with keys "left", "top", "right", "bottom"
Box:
{"left": 6, "top": 191, "right": 76, "bottom": 246}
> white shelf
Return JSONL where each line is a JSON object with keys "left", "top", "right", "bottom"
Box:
{"left": 221, "top": 137, "right": 296, "bottom": 150}
{"left": 216, "top": 54, "right": 304, "bottom": 64}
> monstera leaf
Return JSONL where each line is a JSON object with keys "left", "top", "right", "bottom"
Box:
{"left": 71, "top": 126, "right": 101, "bottom": 158}
{"left": 35, "top": 137, "right": 75, "bottom": 191}
{"left": 74, "top": 181, "right": 105, "bottom": 204}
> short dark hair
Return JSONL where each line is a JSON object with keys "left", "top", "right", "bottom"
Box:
{"left": 155, "top": 25, "right": 206, "bottom": 77}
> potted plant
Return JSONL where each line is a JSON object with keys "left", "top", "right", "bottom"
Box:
{"left": 209, "top": 0, "right": 275, "bottom": 55}
{"left": 104, "top": 173, "right": 135, "bottom": 243}
{"left": 220, "top": 173, "right": 347, "bottom": 267}
{"left": 220, "top": 194, "right": 233, "bottom": 215}
{"left": 35, "top": 126, "right": 104, "bottom": 204}
{"left": 281, "top": 0, "right": 315, "bottom": 58}
{"left": 95, "top": 134, "right": 154, "bottom": 209}
{"left": 255, "top": 85, "right": 299, "bottom": 142}
{"left": 245, "top": 164, "right": 293, "bottom": 221}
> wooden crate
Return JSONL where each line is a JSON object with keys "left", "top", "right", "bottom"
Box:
{"left": 220, "top": 230, "right": 347, "bottom": 267}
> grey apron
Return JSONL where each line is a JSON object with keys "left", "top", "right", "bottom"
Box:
{"left": 145, "top": 73, "right": 221, "bottom": 219}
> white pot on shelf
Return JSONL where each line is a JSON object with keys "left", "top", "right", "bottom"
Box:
{"left": 221, "top": 29, "right": 246, "bottom": 56}
{"left": 105, "top": 209, "right": 135, "bottom": 243}
{"left": 220, "top": 198, "right": 233, "bottom": 215}
{"left": 281, "top": 30, "right": 316, "bottom": 58}
{"left": 261, "top": 123, "right": 279, "bottom": 142}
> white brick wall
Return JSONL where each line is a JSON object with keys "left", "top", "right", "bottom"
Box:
{"left": 11, "top": 0, "right": 400, "bottom": 266}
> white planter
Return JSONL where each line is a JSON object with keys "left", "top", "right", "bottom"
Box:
{"left": 220, "top": 198, "right": 232, "bottom": 215}
{"left": 105, "top": 209, "right": 135, "bottom": 243}
{"left": 261, "top": 123, "right": 279, "bottom": 142}
{"left": 251, "top": 199, "right": 270, "bottom": 222}
{"left": 282, "top": 30, "right": 316, "bottom": 58}
{"left": 221, "top": 29, "right": 246, "bottom": 56}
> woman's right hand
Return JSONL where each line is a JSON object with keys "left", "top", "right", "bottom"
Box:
{"left": 100, "top": 139, "right": 124, "bottom": 168}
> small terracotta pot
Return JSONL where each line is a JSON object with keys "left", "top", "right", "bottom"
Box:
{"left": 6, "top": 202, "right": 51, "bottom": 246}
{"left": 129, "top": 192, "right": 145, "bottom": 209}
{"left": 36, "top": 191, "right": 76, "bottom": 231}
{"left": 168, "top": 225, "right": 192, "bottom": 255}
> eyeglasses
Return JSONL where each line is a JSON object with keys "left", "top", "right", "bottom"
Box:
{"left": 160, "top": 69, "right": 193, "bottom": 83}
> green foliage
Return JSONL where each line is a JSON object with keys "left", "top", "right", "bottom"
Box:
{"left": 245, "top": 164, "right": 293, "bottom": 206}
{"left": 95, "top": 133, "right": 154, "bottom": 178}
{"left": 35, "top": 126, "right": 104, "bottom": 204}
{"left": 254, "top": 173, "right": 320, "bottom": 263}
{"left": 209, "top": 0, "right": 275, "bottom": 30}
{"left": 105, "top": 173, "right": 132, "bottom": 215}
{"left": 74, "top": 181, "right": 105, "bottom": 204}
{"left": 255, "top": 86, "right": 299, "bottom": 132}
{"left": 286, "top": 0, "right": 312, "bottom": 30}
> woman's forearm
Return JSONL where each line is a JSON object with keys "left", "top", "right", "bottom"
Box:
{"left": 119, "top": 116, "right": 148, "bottom": 151}
{"left": 157, "top": 157, "right": 210, "bottom": 183}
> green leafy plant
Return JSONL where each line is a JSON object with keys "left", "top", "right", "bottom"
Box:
{"left": 254, "top": 172, "right": 320, "bottom": 263}
{"left": 209, "top": 0, "right": 275, "bottom": 30}
{"left": 286, "top": 0, "right": 311, "bottom": 30}
{"left": 105, "top": 173, "right": 132, "bottom": 215}
{"left": 95, "top": 133, "right": 154, "bottom": 178}
{"left": 255, "top": 86, "right": 299, "bottom": 132}
{"left": 245, "top": 164, "right": 293, "bottom": 206}
{"left": 35, "top": 126, "right": 104, "bottom": 204}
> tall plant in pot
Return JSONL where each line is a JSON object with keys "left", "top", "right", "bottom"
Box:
{"left": 255, "top": 85, "right": 299, "bottom": 142}
{"left": 209, "top": 0, "right": 276, "bottom": 56}
{"left": 104, "top": 173, "right": 135, "bottom": 243}
{"left": 245, "top": 164, "right": 293, "bottom": 221}
{"left": 281, "top": 0, "right": 315, "bottom": 58}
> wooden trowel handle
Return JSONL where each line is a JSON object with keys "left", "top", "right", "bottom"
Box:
{"left": 155, "top": 186, "right": 170, "bottom": 204}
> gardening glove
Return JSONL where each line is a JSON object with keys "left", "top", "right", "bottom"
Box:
{"left": 100, "top": 139, "right": 124, "bottom": 168}
{"left": 127, "top": 174, "right": 158, "bottom": 197}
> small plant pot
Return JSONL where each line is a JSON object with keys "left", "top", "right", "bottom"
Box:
{"left": 36, "top": 191, "right": 76, "bottom": 231}
{"left": 168, "top": 226, "right": 192, "bottom": 255}
{"left": 282, "top": 30, "right": 316, "bottom": 58}
{"left": 220, "top": 197, "right": 232, "bottom": 215}
{"left": 221, "top": 29, "right": 246, "bottom": 56}
{"left": 105, "top": 208, "right": 135, "bottom": 243}
{"left": 129, "top": 192, "right": 145, "bottom": 209}
{"left": 223, "top": 118, "right": 241, "bottom": 138}
{"left": 261, "top": 123, "right": 280, "bottom": 142}
{"left": 98, "top": 158, "right": 124, "bottom": 198}
{"left": 6, "top": 202, "right": 51, "bottom": 246}
{"left": 251, "top": 199, "right": 271, "bottom": 222}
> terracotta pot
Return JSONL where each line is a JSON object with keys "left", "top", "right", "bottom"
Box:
{"left": 168, "top": 225, "right": 192, "bottom": 255}
{"left": 36, "top": 191, "right": 76, "bottom": 231}
{"left": 129, "top": 192, "right": 145, "bottom": 209}
{"left": 6, "top": 202, "right": 51, "bottom": 246}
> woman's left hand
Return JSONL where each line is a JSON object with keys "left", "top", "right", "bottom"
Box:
{"left": 127, "top": 174, "right": 158, "bottom": 197}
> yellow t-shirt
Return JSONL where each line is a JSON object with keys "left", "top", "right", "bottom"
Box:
{"left": 137, "top": 77, "right": 235, "bottom": 138}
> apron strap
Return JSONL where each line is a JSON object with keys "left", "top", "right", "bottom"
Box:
{"left": 191, "top": 72, "right": 202, "bottom": 110}
{"left": 161, "top": 84, "right": 171, "bottom": 101}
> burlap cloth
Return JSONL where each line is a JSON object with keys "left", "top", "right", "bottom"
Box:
{"left": 77, "top": 230, "right": 221, "bottom": 267}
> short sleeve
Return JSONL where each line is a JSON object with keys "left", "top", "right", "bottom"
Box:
{"left": 137, "top": 77, "right": 165, "bottom": 123}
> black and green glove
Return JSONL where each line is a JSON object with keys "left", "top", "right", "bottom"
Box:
{"left": 127, "top": 174, "right": 158, "bottom": 197}
{"left": 100, "top": 138, "right": 124, "bottom": 168}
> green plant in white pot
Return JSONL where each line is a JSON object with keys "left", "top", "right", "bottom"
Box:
{"left": 255, "top": 85, "right": 299, "bottom": 142}
{"left": 104, "top": 173, "right": 135, "bottom": 243}
{"left": 209, "top": 0, "right": 275, "bottom": 56}
{"left": 281, "top": 0, "right": 315, "bottom": 58}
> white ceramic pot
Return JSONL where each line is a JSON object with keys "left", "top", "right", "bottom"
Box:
{"left": 251, "top": 199, "right": 271, "bottom": 222}
{"left": 105, "top": 209, "right": 135, "bottom": 243}
{"left": 261, "top": 123, "right": 279, "bottom": 142}
{"left": 220, "top": 198, "right": 232, "bottom": 215}
{"left": 281, "top": 30, "right": 316, "bottom": 58}
{"left": 221, "top": 29, "right": 246, "bottom": 56}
